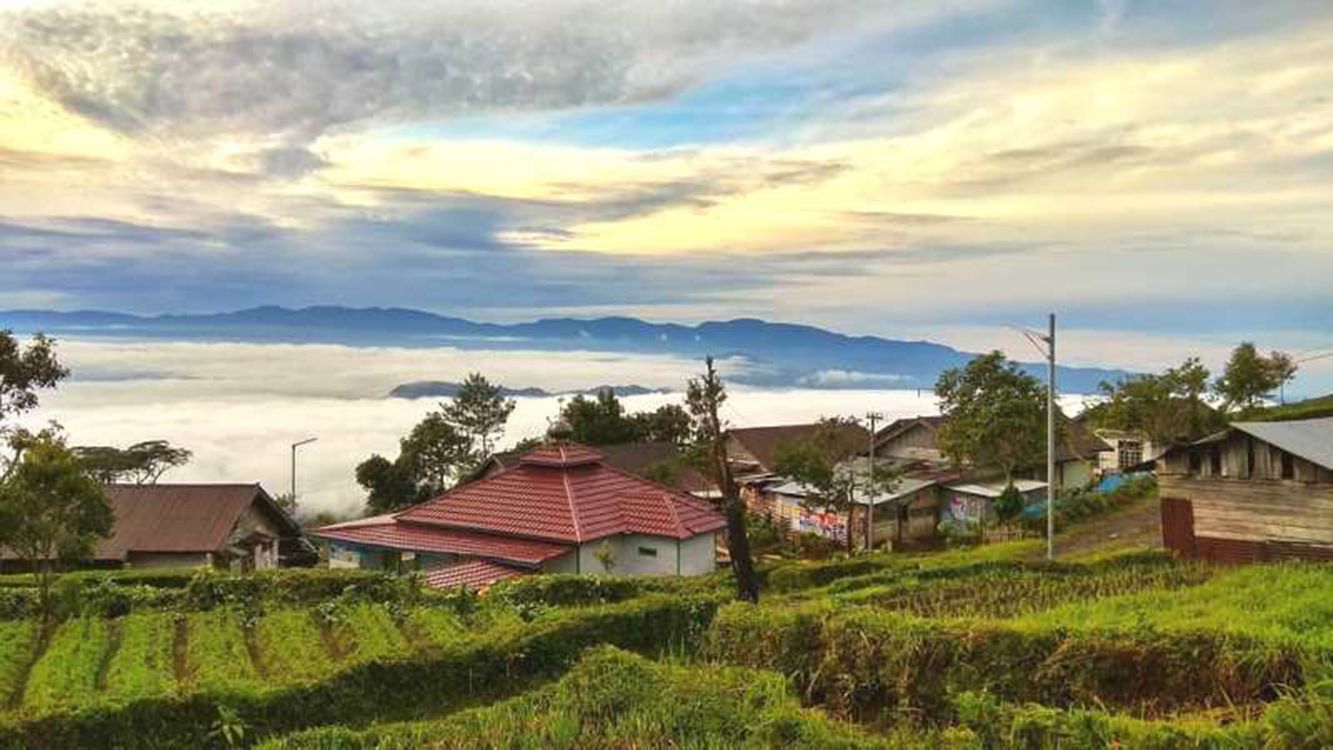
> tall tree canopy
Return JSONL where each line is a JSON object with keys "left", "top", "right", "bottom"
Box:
{"left": 1087, "top": 357, "right": 1222, "bottom": 446}
{"left": 686, "top": 357, "right": 759, "bottom": 603}
{"left": 1214, "top": 343, "right": 1298, "bottom": 413}
{"left": 72, "top": 440, "right": 193, "bottom": 484}
{"left": 1, "top": 330, "right": 69, "bottom": 479}
{"left": 355, "top": 374, "right": 517, "bottom": 515}
{"left": 935, "top": 351, "right": 1049, "bottom": 483}
{"left": 441, "top": 373, "right": 516, "bottom": 457}
{"left": 559, "top": 389, "right": 693, "bottom": 446}
{"left": 0, "top": 436, "right": 112, "bottom": 616}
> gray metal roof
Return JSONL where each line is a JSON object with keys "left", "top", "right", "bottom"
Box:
{"left": 1232, "top": 418, "right": 1333, "bottom": 470}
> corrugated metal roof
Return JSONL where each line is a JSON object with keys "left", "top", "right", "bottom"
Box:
{"left": 1233, "top": 417, "right": 1333, "bottom": 470}
{"left": 95, "top": 484, "right": 288, "bottom": 559}
{"left": 945, "top": 479, "right": 1048, "bottom": 498}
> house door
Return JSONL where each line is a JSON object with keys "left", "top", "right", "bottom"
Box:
{"left": 896, "top": 504, "right": 909, "bottom": 543}
{"left": 1160, "top": 497, "right": 1196, "bottom": 558}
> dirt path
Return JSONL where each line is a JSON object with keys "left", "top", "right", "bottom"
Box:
{"left": 1026, "top": 494, "right": 1163, "bottom": 560}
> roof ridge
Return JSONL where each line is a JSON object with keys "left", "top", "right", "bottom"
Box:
{"left": 659, "top": 489, "right": 685, "bottom": 537}
{"left": 562, "top": 469, "right": 582, "bottom": 542}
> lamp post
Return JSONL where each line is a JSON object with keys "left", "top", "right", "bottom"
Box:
{"left": 290, "top": 437, "right": 318, "bottom": 515}
{"left": 1014, "top": 314, "right": 1057, "bottom": 561}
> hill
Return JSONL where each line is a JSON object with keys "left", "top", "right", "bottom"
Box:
{"left": 387, "top": 382, "right": 669, "bottom": 399}
{"left": 0, "top": 306, "right": 1134, "bottom": 392}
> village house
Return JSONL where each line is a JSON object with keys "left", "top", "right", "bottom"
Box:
{"left": 1157, "top": 417, "right": 1333, "bottom": 562}
{"left": 1, "top": 483, "right": 306, "bottom": 573}
{"left": 310, "top": 443, "right": 726, "bottom": 590}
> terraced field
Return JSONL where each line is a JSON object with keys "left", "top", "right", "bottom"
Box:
{"left": 0, "top": 551, "right": 1331, "bottom": 748}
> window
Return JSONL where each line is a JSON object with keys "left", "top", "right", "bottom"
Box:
{"left": 1118, "top": 440, "right": 1143, "bottom": 470}
{"left": 637, "top": 546, "right": 658, "bottom": 558}
{"left": 1281, "top": 450, "right": 1295, "bottom": 480}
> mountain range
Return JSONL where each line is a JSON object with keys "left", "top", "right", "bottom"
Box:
{"left": 0, "top": 306, "right": 1132, "bottom": 392}
{"left": 388, "top": 382, "right": 670, "bottom": 399}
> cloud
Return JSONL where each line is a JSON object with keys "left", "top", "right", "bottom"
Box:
{"left": 24, "top": 338, "right": 955, "bottom": 515}
{"left": 0, "top": 1, "right": 895, "bottom": 148}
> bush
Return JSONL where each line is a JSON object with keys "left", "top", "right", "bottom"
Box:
{"left": 259, "top": 646, "right": 891, "bottom": 750}
{"left": 0, "top": 594, "right": 725, "bottom": 749}
{"left": 705, "top": 602, "right": 1313, "bottom": 721}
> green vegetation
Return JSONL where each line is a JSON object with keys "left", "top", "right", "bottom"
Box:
{"left": 21, "top": 615, "right": 110, "bottom": 714}
{"left": 1250, "top": 392, "right": 1333, "bottom": 422}
{"left": 256, "top": 609, "right": 336, "bottom": 683}
{"left": 104, "top": 611, "right": 176, "bottom": 702}
{"left": 1022, "top": 562, "right": 1333, "bottom": 648}
{"left": 4, "top": 547, "right": 1333, "bottom": 747}
{"left": 184, "top": 608, "right": 260, "bottom": 693}
{"left": 336, "top": 603, "right": 410, "bottom": 664}
{"left": 260, "top": 646, "right": 892, "bottom": 750}
{"left": 0, "top": 620, "right": 37, "bottom": 704}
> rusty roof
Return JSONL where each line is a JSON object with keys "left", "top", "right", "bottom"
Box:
{"left": 728, "top": 422, "right": 870, "bottom": 473}
{"left": 94, "top": 483, "right": 295, "bottom": 560}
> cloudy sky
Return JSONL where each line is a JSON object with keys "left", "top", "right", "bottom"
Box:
{"left": 2, "top": 1, "right": 1330, "bottom": 375}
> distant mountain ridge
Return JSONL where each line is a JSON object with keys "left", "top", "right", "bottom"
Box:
{"left": 0, "top": 306, "right": 1134, "bottom": 392}
{"left": 389, "top": 382, "right": 670, "bottom": 399}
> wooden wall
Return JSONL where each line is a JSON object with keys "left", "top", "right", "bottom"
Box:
{"left": 878, "top": 423, "right": 944, "bottom": 461}
{"left": 1158, "top": 475, "right": 1333, "bottom": 547}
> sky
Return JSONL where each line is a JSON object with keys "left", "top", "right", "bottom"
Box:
{"left": 1, "top": 0, "right": 1331, "bottom": 386}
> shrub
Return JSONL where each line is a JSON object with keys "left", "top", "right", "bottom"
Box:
{"left": 0, "top": 594, "right": 724, "bottom": 748}
{"left": 705, "top": 602, "right": 1313, "bottom": 721}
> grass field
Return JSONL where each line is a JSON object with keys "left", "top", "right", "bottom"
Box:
{"left": 1, "top": 547, "right": 1332, "bottom": 747}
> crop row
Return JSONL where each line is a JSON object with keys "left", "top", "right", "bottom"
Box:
{"left": 835, "top": 560, "right": 1214, "bottom": 618}
{"left": 2, "top": 604, "right": 469, "bottom": 715}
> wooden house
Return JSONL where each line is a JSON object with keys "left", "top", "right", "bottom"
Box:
{"left": 1157, "top": 417, "right": 1333, "bottom": 562}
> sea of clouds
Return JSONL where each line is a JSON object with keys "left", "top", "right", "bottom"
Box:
{"left": 21, "top": 338, "right": 1089, "bottom": 518}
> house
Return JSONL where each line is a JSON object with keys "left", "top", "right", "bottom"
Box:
{"left": 940, "top": 479, "right": 1049, "bottom": 528}
{"left": 873, "top": 416, "right": 948, "bottom": 462}
{"left": 310, "top": 443, "right": 727, "bottom": 590}
{"left": 471, "top": 441, "right": 712, "bottom": 495}
{"left": 1156, "top": 417, "right": 1333, "bottom": 562}
{"left": 876, "top": 414, "right": 1106, "bottom": 492}
{"left": 1093, "top": 428, "right": 1158, "bottom": 475}
{"left": 726, "top": 422, "right": 870, "bottom": 476}
{"left": 1, "top": 483, "right": 306, "bottom": 573}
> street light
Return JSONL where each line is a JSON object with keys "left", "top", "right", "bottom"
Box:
{"left": 290, "top": 437, "right": 318, "bottom": 515}
{"left": 1013, "top": 314, "right": 1057, "bottom": 561}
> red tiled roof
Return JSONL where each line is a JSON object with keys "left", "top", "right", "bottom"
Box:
{"left": 517, "top": 443, "right": 605, "bottom": 467}
{"left": 396, "top": 443, "right": 726, "bottom": 543}
{"left": 476, "top": 441, "right": 713, "bottom": 494}
{"left": 311, "top": 520, "right": 569, "bottom": 565}
{"left": 424, "top": 560, "right": 530, "bottom": 591}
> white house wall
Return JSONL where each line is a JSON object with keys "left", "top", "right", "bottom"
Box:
{"left": 541, "top": 533, "right": 717, "bottom": 577}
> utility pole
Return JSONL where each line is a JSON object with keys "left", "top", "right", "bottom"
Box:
{"left": 290, "top": 437, "right": 318, "bottom": 515}
{"left": 1014, "top": 315, "right": 1057, "bottom": 561}
{"left": 865, "top": 411, "right": 883, "bottom": 553}
{"left": 1046, "top": 314, "right": 1056, "bottom": 562}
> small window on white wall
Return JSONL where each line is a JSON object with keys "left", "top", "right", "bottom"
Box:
{"left": 637, "top": 546, "right": 658, "bottom": 557}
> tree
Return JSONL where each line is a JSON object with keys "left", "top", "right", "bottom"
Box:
{"left": 355, "top": 454, "right": 424, "bottom": 515}
{"left": 72, "top": 440, "right": 193, "bottom": 484}
{"left": 1088, "top": 357, "right": 1222, "bottom": 446}
{"left": 686, "top": 357, "right": 759, "bottom": 603}
{"left": 993, "top": 483, "right": 1025, "bottom": 528}
{"left": 1, "top": 331, "right": 69, "bottom": 479}
{"left": 561, "top": 389, "right": 640, "bottom": 445}
{"left": 0, "top": 437, "right": 113, "bottom": 617}
{"left": 441, "top": 373, "right": 516, "bottom": 458}
{"left": 1214, "top": 343, "right": 1298, "bottom": 413}
{"left": 935, "top": 351, "right": 1048, "bottom": 483}
{"left": 774, "top": 417, "right": 898, "bottom": 553}
{"left": 631, "top": 403, "right": 693, "bottom": 446}
{"left": 397, "top": 413, "right": 473, "bottom": 494}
